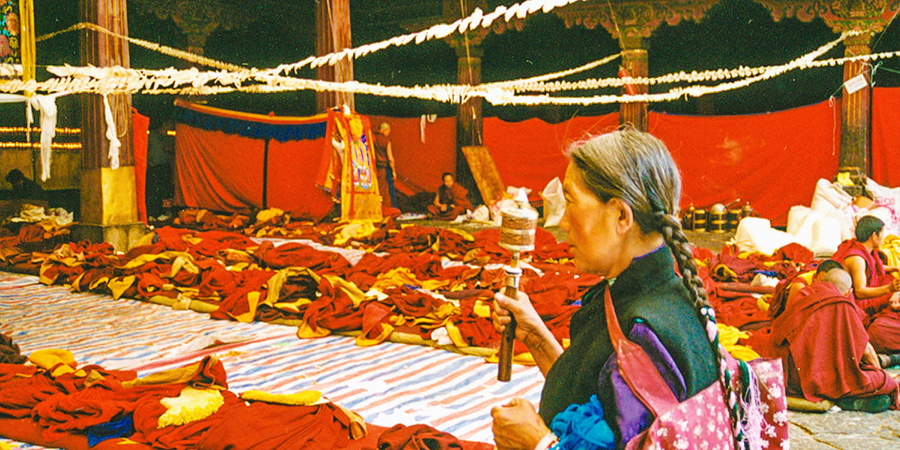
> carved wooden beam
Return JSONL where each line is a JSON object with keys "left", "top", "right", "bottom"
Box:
{"left": 753, "top": 0, "right": 900, "bottom": 33}
{"left": 130, "top": 0, "right": 249, "bottom": 52}
{"left": 554, "top": 0, "right": 721, "bottom": 39}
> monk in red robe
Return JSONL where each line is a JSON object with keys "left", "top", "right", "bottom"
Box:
{"left": 427, "top": 173, "right": 471, "bottom": 220}
{"left": 771, "top": 269, "right": 899, "bottom": 405}
{"left": 832, "top": 215, "right": 900, "bottom": 354}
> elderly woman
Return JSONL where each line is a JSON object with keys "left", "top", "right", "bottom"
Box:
{"left": 491, "top": 129, "right": 720, "bottom": 449}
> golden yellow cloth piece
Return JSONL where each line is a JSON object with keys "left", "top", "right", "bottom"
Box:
{"left": 107, "top": 275, "right": 136, "bottom": 300}
{"left": 881, "top": 235, "right": 900, "bottom": 270}
{"left": 332, "top": 221, "right": 377, "bottom": 246}
{"left": 241, "top": 389, "right": 322, "bottom": 405}
{"left": 473, "top": 300, "right": 491, "bottom": 318}
{"left": 369, "top": 267, "right": 450, "bottom": 292}
{"left": 717, "top": 324, "right": 761, "bottom": 361}
{"left": 123, "top": 356, "right": 224, "bottom": 389}
{"left": 486, "top": 351, "right": 535, "bottom": 366}
{"left": 158, "top": 386, "right": 224, "bottom": 429}
{"left": 231, "top": 291, "right": 262, "bottom": 323}
{"left": 757, "top": 296, "right": 770, "bottom": 312}
{"left": 444, "top": 322, "right": 467, "bottom": 348}
{"left": 334, "top": 403, "right": 368, "bottom": 439}
{"left": 297, "top": 321, "right": 331, "bottom": 338}
{"left": 28, "top": 349, "right": 86, "bottom": 377}
{"left": 356, "top": 323, "right": 394, "bottom": 347}
{"left": 118, "top": 251, "right": 183, "bottom": 270}
{"left": 322, "top": 274, "right": 368, "bottom": 307}
{"left": 256, "top": 208, "right": 285, "bottom": 224}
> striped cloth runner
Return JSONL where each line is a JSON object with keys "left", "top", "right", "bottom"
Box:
{"left": 0, "top": 273, "right": 544, "bottom": 447}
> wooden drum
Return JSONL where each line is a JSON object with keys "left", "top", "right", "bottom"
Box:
{"left": 709, "top": 210, "right": 727, "bottom": 233}
{"left": 692, "top": 209, "right": 708, "bottom": 231}
{"left": 726, "top": 209, "right": 741, "bottom": 231}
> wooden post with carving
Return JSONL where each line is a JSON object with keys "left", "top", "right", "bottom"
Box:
{"left": 76, "top": 0, "right": 145, "bottom": 252}
{"left": 316, "top": 0, "right": 354, "bottom": 112}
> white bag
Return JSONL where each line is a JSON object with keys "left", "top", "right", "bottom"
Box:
{"left": 541, "top": 177, "right": 565, "bottom": 228}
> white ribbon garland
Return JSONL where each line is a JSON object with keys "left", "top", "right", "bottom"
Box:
{"left": 102, "top": 94, "right": 120, "bottom": 169}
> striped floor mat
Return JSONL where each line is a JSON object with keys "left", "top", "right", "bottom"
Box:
{"left": 0, "top": 273, "right": 544, "bottom": 447}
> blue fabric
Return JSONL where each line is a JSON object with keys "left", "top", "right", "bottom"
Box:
{"left": 175, "top": 107, "right": 327, "bottom": 143}
{"left": 87, "top": 415, "right": 134, "bottom": 447}
{"left": 550, "top": 395, "right": 615, "bottom": 450}
{"left": 753, "top": 270, "right": 779, "bottom": 278}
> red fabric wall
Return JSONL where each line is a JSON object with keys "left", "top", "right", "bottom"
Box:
{"left": 483, "top": 114, "right": 620, "bottom": 200}
{"left": 872, "top": 87, "right": 900, "bottom": 187}
{"left": 649, "top": 100, "right": 841, "bottom": 226}
{"left": 368, "top": 115, "right": 457, "bottom": 195}
{"left": 175, "top": 125, "right": 265, "bottom": 213}
{"left": 132, "top": 109, "right": 149, "bottom": 223}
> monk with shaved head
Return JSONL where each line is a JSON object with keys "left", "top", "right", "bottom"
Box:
{"left": 772, "top": 268, "right": 898, "bottom": 410}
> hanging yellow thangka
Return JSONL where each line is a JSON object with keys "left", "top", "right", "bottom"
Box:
{"left": 330, "top": 109, "right": 382, "bottom": 222}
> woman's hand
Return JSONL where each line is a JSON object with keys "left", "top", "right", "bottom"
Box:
{"left": 491, "top": 398, "right": 550, "bottom": 450}
{"left": 493, "top": 290, "right": 549, "bottom": 351}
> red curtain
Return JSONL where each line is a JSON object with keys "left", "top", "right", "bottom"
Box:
{"left": 175, "top": 125, "right": 265, "bottom": 212}
{"left": 368, "top": 115, "right": 457, "bottom": 195}
{"left": 483, "top": 114, "right": 620, "bottom": 200}
{"left": 173, "top": 101, "right": 334, "bottom": 221}
{"left": 132, "top": 108, "right": 149, "bottom": 223}
{"left": 650, "top": 100, "right": 841, "bottom": 226}
{"left": 872, "top": 87, "right": 900, "bottom": 187}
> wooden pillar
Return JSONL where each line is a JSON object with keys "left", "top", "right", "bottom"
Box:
{"left": 840, "top": 32, "right": 872, "bottom": 173}
{"left": 620, "top": 36, "right": 649, "bottom": 131}
{"left": 454, "top": 43, "right": 484, "bottom": 204}
{"left": 77, "top": 0, "right": 144, "bottom": 251}
{"left": 316, "top": 0, "right": 354, "bottom": 112}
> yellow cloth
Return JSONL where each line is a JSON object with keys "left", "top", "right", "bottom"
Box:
{"left": 28, "top": 349, "right": 86, "bottom": 377}
{"left": 333, "top": 221, "right": 377, "bottom": 246}
{"left": 107, "top": 275, "right": 136, "bottom": 300}
{"left": 123, "top": 356, "right": 225, "bottom": 389}
{"left": 241, "top": 390, "right": 322, "bottom": 405}
{"left": 717, "top": 324, "right": 761, "bottom": 361}
{"left": 356, "top": 323, "right": 395, "bottom": 347}
{"left": 158, "top": 386, "right": 224, "bottom": 429}
{"left": 881, "top": 235, "right": 900, "bottom": 269}
{"left": 485, "top": 350, "right": 535, "bottom": 366}
{"left": 256, "top": 208, "right": 285, "bottom": 224}
{"left": 473, "top": 300, "right": 491, "bottom": 318}
{"left": 297, "top": 321, "right": 331, "bottom": 339}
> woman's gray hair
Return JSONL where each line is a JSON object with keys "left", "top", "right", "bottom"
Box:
{"left": 567, "top": 128, "right": 747, "bottom": 442}
{"left": 566, "top": 128, "right": 681, "bottom": 234}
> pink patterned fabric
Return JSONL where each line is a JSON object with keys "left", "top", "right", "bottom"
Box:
{"left": 624, "top": 357, "right": 789, "bottom": 450}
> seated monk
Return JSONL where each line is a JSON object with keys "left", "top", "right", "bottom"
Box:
{"left": 768, "top": 259, "right": 843, "bottom": 319}
{"left": 427, "top": 173, "right": 472, "bottom": 220}
{"left": 832, "top": 215, "right": 900, "bottom": 354}
{"left": 771, "top": 268, "right": 899, "bottom": 406}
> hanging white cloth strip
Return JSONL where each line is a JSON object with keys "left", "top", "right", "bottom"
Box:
{"left": 28, "top": 94, "right": 60, "bottom": 181}
{"left": 102, "top": 94, "right": 120, "bottom": 169}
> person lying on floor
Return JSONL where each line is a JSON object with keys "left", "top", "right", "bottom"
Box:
{"left": 832, "top": 215, "right": 900, "bottom": 356}
{"left": 427, "top": 173, "right": 471, "bottom": 220}
{"left": 771, "top": 268, "right": 899, "bottom": 411}
{"left": 489, "top": 129, "right": 743, "bottom": 449}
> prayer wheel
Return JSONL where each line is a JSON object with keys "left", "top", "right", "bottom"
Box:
{"left": 692, "top": 209, "right": 707, "bottom": 231}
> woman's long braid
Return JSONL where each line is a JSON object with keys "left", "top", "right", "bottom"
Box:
{"left": 658, "top": 212, "right": 753, "bottom": 449}
{"left": 568, "top": 127, "right": 759, "bottom": 449}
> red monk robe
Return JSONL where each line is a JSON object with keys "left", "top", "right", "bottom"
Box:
{"left": 771, "top": 280, "right": 899, "bottom": 403}
{"left": 832, "top": 239, "right": 900, "bottom": 353}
